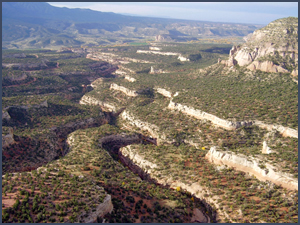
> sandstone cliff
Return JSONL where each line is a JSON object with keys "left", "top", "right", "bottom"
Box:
{"left": 205, "top": 147, "right": 298, "bottom": 191}
{"left": 221, "top": 17, "right": 298, "bottom": 75}
{"left": 119, "top": 145, "right": 158, "bottom": 179}
{"left": 118, "top": 144, "right": 230, "bottom": 222}
{"left": 80, "top": 95, "right": 117, "bottom": 112}
{"left": 154, "top": 87, "right": 172, "bottom": 98}
{"left": 124, "top": 75, "right": 136, "bottom": 82}
{"left": 168, "top": 100, "right": 252, "bottom": 130}
{"left": 81, "top": 192, "right": 113, "bottom": 223}
{"left": 2, "top": 127, "right": 15, "bottom": 148}
{"left": 168, "top": 99, "right": 298, "bottom": 138}
{"left": 120, "top": 110, "right": 166, "bottom": 144}
{"left": 110, "top": 83, "right": 138, "bottom": 97}
{"left": 137, "top": 50, "right": 180, "bottom": 56}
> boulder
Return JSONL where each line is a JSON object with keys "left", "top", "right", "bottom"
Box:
{"left": 191, "top": 208, "right": 210, "bottom": 223}
{"left": 262, "top": 141, "right": 272, "bottom": 154}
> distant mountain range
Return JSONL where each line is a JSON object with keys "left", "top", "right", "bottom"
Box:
{"left": 2, "top": 2, "right": 263, "bottom": 49}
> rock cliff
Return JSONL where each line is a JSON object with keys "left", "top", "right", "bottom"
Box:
{"left": 2, "top": 127, "right": 15, "bottom": 148}
{"left": 79, "top": 95, "right": 117, "bottom": 112}
{"left": 168, "top": 99, "right": 298, "bottom": 138}
{"left": 154, "top": 87, "right": 172, "bottom": 98}
{"left": 178, "top": 55, "right": 190, "bottom": 61}
{"left": 124, "top": 75, "right": 136, "bottom": 82}
{"left": 221, "top": 17, "right": 298, "bottom": 75}
{"left": 253, "top": 120, "right": 298, "bottom": 139}
{"left": 168, "top": 100, "right": 252, "bottom": 130}
{"left": 149, "top": 46, "right": 161, "bottom": 51}
{"left": 118, "top": 144, "right": 229, "bottom": 222}
{"left": 81, "top": 193, "right": 113, "bottom": 223}
{"left": 119, "top": 145, "right": 158, "bottom": 180}
{"left": 155, "top": 34, "right": 173, "bottom": 42}
{"left": 137, "top": 50, "right": 180, "bottom": 56}
{"left": 120, "top": 110, "right": 166, "bottom": 144}
{"left": 149, "top": 66, "right": 167, "bottom": 74}
{"left": 205, "top": 147, "right": 298, "bottom": 190}
{"left": 110, "top": 83, "right": 138, "bottom": 97}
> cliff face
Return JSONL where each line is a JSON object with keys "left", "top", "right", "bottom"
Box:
{"left": 221, "top": 17, "right": 298, "bottom": 74}
{"left": 205, "top": 147, "right": 298, "bottom": 191}
{"left": 168, "top": 99, "right": 298, "bottom": 138}
{"left": 80, "top": 95, "right": 117, "bottom": 112}
{"left": 124, "top": 75, "right": 136, "bottom": 82}
{"left": 81, "top": 193, "right": 113, "bottom": 223}
{"left": 119, "top": 145, "right": 158, "bottom": 180}
{"left": 2, "top": 127, "right": 15, "bottom": 148}
{"left": 155, "top": 87, "right": 172, "bottom": 98}
{"left": 137, "top": 50, "right": 180, "bottom": 56}
{"left": 110, "top": 83, "right": 138, "bottom": 97}
{"left": 120, "top": 110, "right": 166, "bottom": 144}
{"left": 118, "top": 145, "right": 227, "bottom": 222}
{"left": 168, "top": 100, "right": 252, "bottom": 130}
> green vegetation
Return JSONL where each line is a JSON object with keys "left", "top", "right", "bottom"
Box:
{"left": 2, "top": 30, "right": 297, "bottom": 223}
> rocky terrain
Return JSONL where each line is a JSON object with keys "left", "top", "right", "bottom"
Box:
{"left": 2, "top": 17, "right": 298, "bottom": 223}
{"left": 221, "top": 17, "right": 298, "bottom": 75}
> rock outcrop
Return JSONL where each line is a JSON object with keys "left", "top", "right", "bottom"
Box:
{"left": 191, "top": 208, "right": 210, "bottom": 223}
{"left": 291, "top": 69, "right": 298, "bottom": 76}
{"left": 154, "top": 87, "right": 172, "bottom": 98}
{"left": 119, "top": 145, "right": 158, "bottom": 180}
{"left": 168, "top": 100, "right": 298, "bottom": 138}
{"left": 178, "top": 55, "right": 190, "bottom": 61}
{"left": 205, "top": 147, "right": 298, "bottom": 191}
{"left": 253, "top": 120, "right": 298, "bottom": 139}
{"left": 87, "top": 52, "right": 152, "bottom": 64}
{"left": 124, "top": 75, "right": 136, "bottom": 82}
{"left": 98, "top": 134, "right": 141, "bottom": 149}
{"left": 2, "top": 127, "right": 15, "bottom": 148}
{"left": 110, "top": 83, "right": 138, "bottom": 97}
{"left": 2, "top": 110, "right": 11, "bottom": 121}
{"left": 149, "top": 66, "right": 167, "bottom": 74}
{"left": 221, "top": 17, "right": 298, "bottom": 74}
{"left": 120, "top": 110, "right": 166, "bottom": 144}
{"left": 168, "top": 100, "right": 252, "bottom": 130}
{"left": 118, "top": 66, "right": 136, "bottom": 74}
{"left": 262, "top": 141, "right": 272, "bottom": 154}
{"left": 149, "top": 46, "right": 161, "bottom": 51}
{"left": 118, "top": 144, "right": 225, "bottom": 222}
{"left": 114, "top": 69, "right": 127, "bottom": 76}
{"left": 80, "top": 95, "right": 116, "bottom": 112}
{"left": 137, "top": 50, "right": 180, "bottom": 56}
{"left": 155, "top": 34, "right": 173, "bottom": 42}
{"left": 246, "top": 60, "right": 289, "bottom": 73}
{"left": 81, "top": 193, "right": 113, "bottom": 223}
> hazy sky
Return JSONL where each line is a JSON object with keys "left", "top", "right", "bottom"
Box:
{"left": 48, "top": 2, "right": 298, "bottom": 25}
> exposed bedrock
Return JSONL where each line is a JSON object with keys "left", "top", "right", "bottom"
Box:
{"left": 221, "top": 18, "right": 298, "bottom": 74}
{"left": 81, "top": 194, "right": 113, "bottom": 223}
{"left": 205, "top": 147, "right": 298, "bottom": 191}
{"left": 168, "top": 100, "right": 298, "bottom": 138}
{"left": 80, "top": 95, "right": 117, "bottom": 112}
{"left": 110, "top": 83, "right": 138, "bottom": 97}
{"left": 120, "top": 110, "right": 167, "bottom": 145}
{"left": 118, "top": 145, "right": 226, "bottom": 222}
{"left": 136, "top": 50, "right": 180, "bottom": 56}
{"left": 154, "top": 87, "right": 172, "bottom": 98}
{"left": 98, "top": 134, "right": 141, "bottom": 152}
{"left": 2, "top": 127, "right": 15, "bottom": 148}
{"left": 119, "top": 145, "right": 158, "bottom": 181}
{"left": 168, "top": 100, "right": 252, "bottom": 130}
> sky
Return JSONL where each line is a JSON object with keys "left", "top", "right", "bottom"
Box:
{"left": 47, "top": 2, "right": 298, "bottom": 25}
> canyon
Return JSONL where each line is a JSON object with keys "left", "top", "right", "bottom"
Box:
{"left": 2, "top": 16, "right": 298, "bottom": 223}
